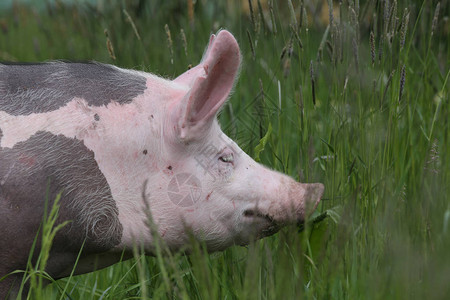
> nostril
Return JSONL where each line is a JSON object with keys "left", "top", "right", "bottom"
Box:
{"left": 243, "top": 210, "right": 255, "bottom": 217}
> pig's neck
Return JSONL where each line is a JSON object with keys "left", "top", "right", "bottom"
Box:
{"left": 82, "top": 80, "right": 189, "bottom": 253}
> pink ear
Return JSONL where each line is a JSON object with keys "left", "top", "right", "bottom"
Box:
{"left": 174, "top": 34, "right": 216, "bottom": 86}
{"left": 175, "top": 30, "right": 241, "bottom": 140}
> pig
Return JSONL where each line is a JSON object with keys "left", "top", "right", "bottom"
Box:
{"left": 0, "top": 30, "right": 324, "bottom": 297}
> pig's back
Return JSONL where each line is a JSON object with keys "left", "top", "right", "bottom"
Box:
{"left": 0, "top": 61, "right": 147, "bottom": 115}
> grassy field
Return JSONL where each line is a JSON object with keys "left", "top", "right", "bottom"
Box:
{"left": 1, "top": 0, "right": 449, "bottom": 299}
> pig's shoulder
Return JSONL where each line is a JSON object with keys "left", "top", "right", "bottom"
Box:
{"left": 0, "top": 61, "right": 147, "bottom": 116}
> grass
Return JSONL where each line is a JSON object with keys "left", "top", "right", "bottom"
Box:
{"left": 1, "top": 0, "right": 449, "bottom": 299}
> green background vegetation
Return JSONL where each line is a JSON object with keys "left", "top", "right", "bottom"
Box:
{"left": 0, "top": 0, "right": 449, "bottom": 299}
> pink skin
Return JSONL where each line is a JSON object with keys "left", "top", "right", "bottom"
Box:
{"left": 0, "top": 31, "right": 324, "bottom": 267}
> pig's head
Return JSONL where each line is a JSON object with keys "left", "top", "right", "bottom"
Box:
{"left": 140, "top": 30, "right": 324, "bottom": 252}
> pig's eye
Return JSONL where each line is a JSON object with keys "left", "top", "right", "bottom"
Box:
{"left": 219, "top": 153, "right": 234, "bottom": 163}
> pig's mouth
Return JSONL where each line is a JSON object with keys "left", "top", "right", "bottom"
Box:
{"left": 242, "top": 209, "right": 282, "bottom": 238}
{"left": 243, "top": 209, "right": 275, "bottom": 223}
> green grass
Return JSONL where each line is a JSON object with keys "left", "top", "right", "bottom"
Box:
{"left": 1, "top": 0, "right": 449, "bottom": 299}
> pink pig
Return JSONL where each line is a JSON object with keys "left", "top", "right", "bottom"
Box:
{"left": 0, "top": 30, "right": 323, "bottom": 297}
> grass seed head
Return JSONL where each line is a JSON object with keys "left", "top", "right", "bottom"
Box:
{"left": 104, "top": 29, "right": 116, "bottom": 60}
{"left": 398, "top": 64, "right": 406, "bottom": 103}
{"left": 283, "top": 56, "right": 291, "bottom": 78}
{"left": 328, "top": 0, "right": 334, "bottom": 27}
{"left": 378, "top": 33, "right": 384, "bottom": 62}
{"left": 299, "top": 0, "right": 304, "bottom": 30}
{"left": 257, "top": 0, "right": 266, "bottom": 34}
{"left": 331, "top": 22, "right": 341, "bottom": 63}
{"left": 425, "top": 139, "right": 440, "bottom": 174}
{"left": 349, "top": 6, "right": 359, "bottom": 45}
{"left": 400, "top": 8, "right": 409, "bottom": 50}
{"left": 352, "top": 37, "right": 359, "bottom": 71}
{"left": 188, "top": 0, "right": 194, "bottom": 26}
{"left": 268, "top": 0, "right": 277, "bottom": 34}
{"left": 248, "top": 0, "right": 256, "bottom": 33}
{"left": 370, "top": 31, "right": 376, "bottom": 65}
{"left": 287, "top": 0, "right": 298, "bottom": 29}
{"left": 310, "top": 60, "right": 316, "bottom": 106}
{"left": 164, "top": 24, "right": 173, "bottom": 64}
{"left": 390, "top": 0, "right": 398, "bottom": 39}
{"left": 383, "top": 0, "right": 391, "bottom": 33}
{"left": 302, "top": 7, "right": 308, "bottom": 31}
{"left": 432, "top": 2, "right": 440, "bottom": 36}
{"left": 298, "top": 84, "right": 304, "bottom": 112}
{"left": 180, "top": 28, "right": 188, "bottom": 57}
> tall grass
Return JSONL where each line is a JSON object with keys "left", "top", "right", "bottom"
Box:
{"left": 0, "top": 0, "right": 448, "bottom": 299}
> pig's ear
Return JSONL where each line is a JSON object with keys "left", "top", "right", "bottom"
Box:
{"left": 175, "top": 30, "right": 240, "bottom": 140}
{"left": 174, "top": 34, "right": 216, "bottom": 86}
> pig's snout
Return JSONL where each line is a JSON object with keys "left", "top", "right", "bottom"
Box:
{"left": 274, "top": 180, "right": 324, "bottom": 225}
{"left": 290, "top": 182, "right": 324, "bottom": 224}
{"left": 246, "top": 176, "right": 324, "bottom": 226}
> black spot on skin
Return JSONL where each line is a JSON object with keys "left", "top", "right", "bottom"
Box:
{"left": 143, "top": 149, "right": 148, "bottom": 155}
{"left": 0, "top": 62, "right": 147, "bottom": 116}
{"left": 0, "top": 132, "right": 123, "bottom": 294}
{"left": 168, "top": 166, "right": 172, "bottom": 170}
{"left": 94, "top": 113, "right": 100, "bottom": 121}
{"left": 150, "top": 114, "right": 154, "bottom": 119}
